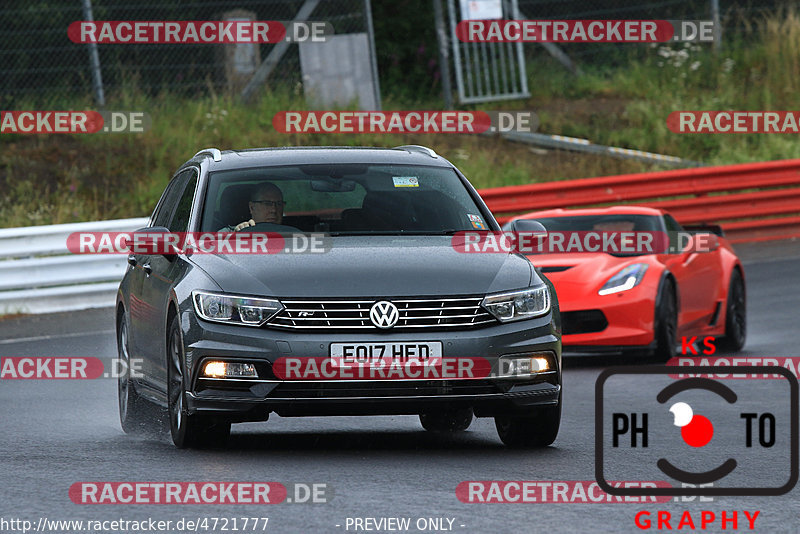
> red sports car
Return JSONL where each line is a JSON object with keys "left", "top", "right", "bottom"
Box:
{"left": 508, "top": 206, "right": 746, "bottom": 359}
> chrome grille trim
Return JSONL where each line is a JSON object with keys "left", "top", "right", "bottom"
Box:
{"left": 268, "top": 296, "right": 495, "bottom": 330}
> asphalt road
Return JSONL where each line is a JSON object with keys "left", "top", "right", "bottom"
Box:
{"left": 1, "top": 240, "right": 799, "bottom": 534}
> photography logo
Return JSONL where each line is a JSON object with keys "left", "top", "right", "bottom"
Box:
{"left": 595, "top": 366, "right": 798, "bottom": 496}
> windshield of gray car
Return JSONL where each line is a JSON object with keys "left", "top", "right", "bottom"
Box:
{"left": 200, "top": 164, "right": 491, "bottom": 234}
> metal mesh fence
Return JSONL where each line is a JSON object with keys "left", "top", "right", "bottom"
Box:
{"left": 0, "top": 0, "right": 793, "bottom": 108}
{"left": 516, "top": 0, "right": 790, "bottom": 68}
{"left": 0, "top": 0, "right": 368, "bottom": 108}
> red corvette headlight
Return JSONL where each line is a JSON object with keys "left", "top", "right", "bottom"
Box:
{"left": 598, "top": 263, "right": 649, "bottom": 295}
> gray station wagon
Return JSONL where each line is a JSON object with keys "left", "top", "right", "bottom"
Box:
{"left": 116, "top": 145, "right": 562, "bottom": 448}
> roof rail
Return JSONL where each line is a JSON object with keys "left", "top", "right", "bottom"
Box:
{"left": 193, "top": 148, "right": 222, "bottom": 162}
{"left": 394, "top": 145, "right": 438, "bottom": 158}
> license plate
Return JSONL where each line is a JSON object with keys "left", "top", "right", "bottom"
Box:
{"left": 330, "top": 342, "right": 442, "bottom": 364}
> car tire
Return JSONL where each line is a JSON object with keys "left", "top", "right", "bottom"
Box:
{"left": 719, "top": 269, "right": 746, "bottom": 352}
{"left": 167, "top": 315, "right": 231, "bottom": 449}
{"left": 419, "top": 408, "right": 474, "bottom": 432}
{"left": 494, "top": 394, "right": 561, "bottom": 448}
{"left": 118, "top": 313, "right": 152, "bottom": 434}
{"left": 653, "top": 278, "right": 677, "bottom": 361}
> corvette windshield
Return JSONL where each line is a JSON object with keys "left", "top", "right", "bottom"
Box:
{"left": 201, "top": 164, "right": 488, "bottom": 234}
{"left": 528, "top": 214, "right": 666, "bottom": 256}
{"left": 532, "top": 214, "right": 662, "bottom": 233}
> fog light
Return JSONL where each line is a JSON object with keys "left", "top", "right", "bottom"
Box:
{"left": 499, "top": 354, "right": 553, "bottom": 376}
{"left": 201, "top": 360, "right": 258, "bottom": 378}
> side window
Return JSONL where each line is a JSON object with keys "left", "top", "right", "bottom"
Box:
{"left": 664, "top": 214, "right": 682, "bottom": 232}
{"left": 168, "top": 169, "right": 199, "bottom": 232}
{"left": 664, "top": 214, "right": 683, "bottom": 253}
{"left": 151, "top": 173, "right": 187, "bottom": 228}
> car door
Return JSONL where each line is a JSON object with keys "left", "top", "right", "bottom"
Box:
{"left": 134, "top": 168, "right": 197, "bottom": 393}
{"left": 129, "top": 175, "right": 184, "bottom": 381}
{"left": 138, "top": 168, "right": 199, "bottom": 394}
{"left": 660, "top": 214, "right": 719, "bottom": 333}
{"left": 142, "top": 168, "right": 198, "bottom": 393}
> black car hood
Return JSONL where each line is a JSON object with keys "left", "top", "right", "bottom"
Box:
{"left": 189, "top": 236, "right": 533, "bottom": 297}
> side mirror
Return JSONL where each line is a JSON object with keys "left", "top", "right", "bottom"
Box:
{"left": 505, "top": 219, "right": 547, "bottom": 254}
{"left": 127, "top": 226, "right": 178, "bottom": 260}
{"left": 508, "top": 218, "right": 547, "bottom": 234}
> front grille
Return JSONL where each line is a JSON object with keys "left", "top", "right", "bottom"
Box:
{"left": 268, "top": 296, "right": 496, "bottom": 331}
{"left": 561, "top": 310, "right": 608, "bottom": 335}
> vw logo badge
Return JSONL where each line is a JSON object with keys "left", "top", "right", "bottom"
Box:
{"left": 370, "top": 301, "right": 399, "bottom": 329}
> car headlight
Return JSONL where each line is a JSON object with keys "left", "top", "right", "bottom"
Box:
{"left": 482, "top": 286, "right": 551, "bottom": 322}
{"left": 598, "top": 263, "right": 649, "bottom": 295}
{"left": 192, "top": 290, "right": 284, "bottom": 327}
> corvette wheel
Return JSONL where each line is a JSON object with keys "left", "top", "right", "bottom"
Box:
{"left": 419, "top": 408, "right": 474, "bottom": 432}
{"left": 118, "top": 314, "right": 151, "bottom": 434}
{"left": 495, "top": 394, "right": 561, "bottom": 448}
{"left": 719, "top": 270, "right": 746, "bottom": 351}
{"left": 167, "top": 315, "right": 230, "bottom": 448}
{"left": 653, "top": 278, "right": 677, "bottom": 361}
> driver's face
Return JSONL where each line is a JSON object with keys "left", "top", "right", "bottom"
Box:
{"left": 249, "top": 191, "right": 284, "bottom": 224}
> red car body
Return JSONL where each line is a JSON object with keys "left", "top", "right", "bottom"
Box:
{"left": 512, "top": 206, "right": 746, "bottom": 356}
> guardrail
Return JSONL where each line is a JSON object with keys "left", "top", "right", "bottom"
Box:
{"left": 0, "top": 218, "right": 148, "bottom": 314}
{"left": 481, "top": 158, "right": 800, "bottom": 243}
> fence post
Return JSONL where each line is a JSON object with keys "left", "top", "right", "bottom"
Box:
{"left": 363, "top": 0, "right": 382, "bottom": 111}
{"left": 433, "top": 0, "right": 453, "bottom": 109}
{"left": 81, "top": 0, "right": 105, "bottom": 106}
{"left": 710, "top": 0, "right": 722, "bottom": 53}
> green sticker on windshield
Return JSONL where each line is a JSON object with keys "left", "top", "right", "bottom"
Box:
{"left": 393, "top": 176, "right": 419, "bottom": 187}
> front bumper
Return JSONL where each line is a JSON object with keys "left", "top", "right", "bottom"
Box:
{"left": 186, "top": 380, "right": 560, "bottom": 419}
{"left": 558, "top": 279, "right": 658, "bottom": 348}
{"left": 180, "top": 306, "right": 561, "bottom": 420}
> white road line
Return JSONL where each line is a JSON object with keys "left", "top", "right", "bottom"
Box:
{"left": 0, "top": 329, "right": 114, "bottom": 345}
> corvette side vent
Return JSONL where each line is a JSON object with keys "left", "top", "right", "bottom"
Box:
{"left": 539, "top": 266, "right": 574, "bottom": 273}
